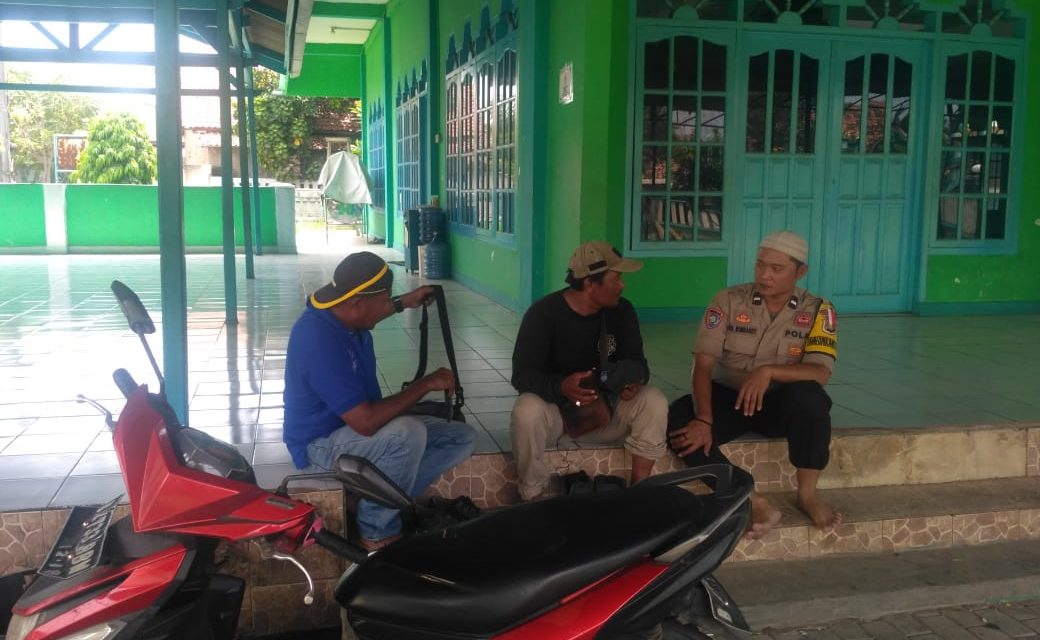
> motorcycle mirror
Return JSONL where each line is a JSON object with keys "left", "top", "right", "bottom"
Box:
{"left": 111, "top": 280, "right": 156, "bottom": 335}
{"left": 110, "top": 280, "right": 165, "bottom": 393}
{"left": 335, "top": 455, "right": 413, "bottom": 511}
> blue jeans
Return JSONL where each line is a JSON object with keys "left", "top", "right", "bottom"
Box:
{"left": 305, "top": 415, "right": 475, "bottom": 540}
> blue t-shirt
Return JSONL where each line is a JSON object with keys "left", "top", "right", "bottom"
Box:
{"left": 282, "top": 303, "right": 382, "bottom": 468}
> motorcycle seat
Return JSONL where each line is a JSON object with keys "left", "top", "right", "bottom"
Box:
{"left": 335, "top": 483, "right": 705, "bottom": 636}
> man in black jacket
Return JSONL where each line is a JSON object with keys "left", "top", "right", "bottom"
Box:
{"left": 509, "top": 241, "right": 668, "bottom": 501}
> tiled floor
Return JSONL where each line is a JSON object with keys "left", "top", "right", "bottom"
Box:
{"left": 1, "top": 233, "right": 1039, "bottom": 511}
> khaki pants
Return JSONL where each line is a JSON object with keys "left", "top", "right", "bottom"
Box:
{"left": 510, "top": 385, "right": 669, "bottom": 500}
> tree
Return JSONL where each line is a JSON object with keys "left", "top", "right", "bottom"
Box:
{"left": 6, "top": 69, "right": 98, "bottom": 182}
{"left": 71, "top": 112, "right": 157, "bottom": 184}
{"left": 246, "top": 67, "right": 360, "bottom": 183}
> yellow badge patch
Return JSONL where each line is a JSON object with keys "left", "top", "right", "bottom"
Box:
{"left": 804, "top": 302, "right": 837, "bottom": 359}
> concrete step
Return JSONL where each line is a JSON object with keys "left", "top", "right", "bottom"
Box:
{"left": 442, "top": 422, "right": 1040, "bottom": 509}
{"left": 730, "top": 476, "right": 1040, "bottom": 562}
{"left": 716, "top": 539, "right": 1040, "bottom": 631}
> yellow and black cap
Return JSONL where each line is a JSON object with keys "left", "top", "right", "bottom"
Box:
{"left": 310, "top": 251, "right": 393, "bottom": 309}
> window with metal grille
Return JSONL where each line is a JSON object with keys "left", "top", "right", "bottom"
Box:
{"left": 367, "top": 101, "right": 386, "bottom": 209}
{"left": 632, "top": 32, "right": 728, "bottom": 248}
{"left": 445, "top": 9, "right": 517, "bottom": 237}
{"left": 934, "top": 48, "right": 1019, "bottom": 247}
{"left": 395, "top": 83, "right": 425, "bottom": 214}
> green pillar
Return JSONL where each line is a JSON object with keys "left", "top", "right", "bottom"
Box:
{"left": 217, "top": 0, "right": 238, "bottom": 324}
{"left": 382, "top": 16, "right": 395, "bottom": 246}
{"left": 426, "top": 0, "right": 440, "bottom": 200}
{"left": 360, "top": 52, "right": 369, "bottom": 237}
{"left": 246, "top": 65, "right": 263, "bottom": 256}
{"left": 519, "top": 0, "right": 548, "bottom": 305}
{"left": 235, "top": 54, "right": 255, "bottom": 279}
{"left": 154, "top": 0, "right": 189, "bottom": 422}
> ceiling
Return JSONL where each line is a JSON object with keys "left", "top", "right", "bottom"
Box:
{"left": 300, "top": 0, "right": 386, "bottom": 47}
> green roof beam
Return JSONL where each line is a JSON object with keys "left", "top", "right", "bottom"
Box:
{"left": 250, "top": 42, "right": 285, "bottom": 73}
{"left": 244, "top": 0, "right": 285, "bottom": 23}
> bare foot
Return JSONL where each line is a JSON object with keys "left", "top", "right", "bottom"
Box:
{"left": 745, "top": 492, "right": 782, "bottom": 540}
{"left": 797, "top": 493, "right": 843, "bottom": 530}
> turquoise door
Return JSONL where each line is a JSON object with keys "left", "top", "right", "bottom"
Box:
{"left": 731, "top": 37, "right": 832, "bottom": 294}
{"left": 819, "top": 41, "right": 925, "bottom": 313}
{"left": 732, "top": 36, "right": 925, "bottom": 313}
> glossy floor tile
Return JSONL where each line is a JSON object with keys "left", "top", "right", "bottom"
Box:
{"left": 1, "top": 234, "right": 1038, "bottom": 511}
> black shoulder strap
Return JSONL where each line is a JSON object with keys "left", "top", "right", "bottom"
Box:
{"left": 599, "top": 311, "right": 609, "bottom": 372}
{"left": 405, "top": 285, "right": 465, "bottom": 410}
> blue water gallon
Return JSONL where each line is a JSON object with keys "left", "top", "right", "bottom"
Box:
{"left": 418, "top": 207, "right": 446, "bottom": 245}
{"left": 423, "top": 236, "right": 451, "bottom": 279}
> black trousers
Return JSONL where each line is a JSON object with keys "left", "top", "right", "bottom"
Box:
{"left": 667, "top": 381, "right": 832, "bottom": 471}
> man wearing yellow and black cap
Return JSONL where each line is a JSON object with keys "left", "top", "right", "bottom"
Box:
{"left": 510, "top": 241, "right": 669, "bottom": 500}
{"left": 668, "top": 231, "right": 841, "bottom": 538}
{"left": 283, "top": 251, "right": 475, "bottom": 550}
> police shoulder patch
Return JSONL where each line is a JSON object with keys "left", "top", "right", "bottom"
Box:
{"left": 704, "top": 306, "right": 724, "bottom": 330}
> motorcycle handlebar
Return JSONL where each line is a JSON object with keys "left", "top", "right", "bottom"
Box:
{"left": 113, "top": 368, "right": 139, "bottom": 399}
{"left": 312, "top": 528, "right": 368, "bottom": 564}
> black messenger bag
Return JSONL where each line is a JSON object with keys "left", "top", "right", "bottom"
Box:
{"left": 402, "top": 284, "right": 466, "bottom": 422}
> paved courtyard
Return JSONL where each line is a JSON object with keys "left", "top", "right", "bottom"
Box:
{"left": 753, "top": 600, "right": 1040, "bottom": 640}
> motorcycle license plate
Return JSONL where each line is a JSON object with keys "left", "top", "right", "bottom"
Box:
{"left": 39, "top": 496, "right": 121, "bottom": 580}
{"left": 701, "top": 574, "right": 751, "bottom": 632}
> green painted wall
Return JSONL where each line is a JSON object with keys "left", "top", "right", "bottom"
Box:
{"left": 64, "top": 185, "right": 279, "bottom": 248}
{"left": 0, "top": 184, "right": 46, "bottom": 247}
{"left": 284, "top": 44, "right": 363, "bottom": 97}
{"left": 388, "top": 0, "right": 429, "bottom": 84}
{"left": 924, "top": 2, "right": 1040, "bottom": 304}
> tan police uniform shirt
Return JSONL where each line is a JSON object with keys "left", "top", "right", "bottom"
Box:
{"left": 693, "top": 283, "right": 837, "bottom": 390}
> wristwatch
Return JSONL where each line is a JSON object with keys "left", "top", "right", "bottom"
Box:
{"left": 391, "top": 295, "right": 404, "bottom": 313}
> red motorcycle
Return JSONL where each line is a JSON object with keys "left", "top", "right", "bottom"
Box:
{"left": 5, "top": 281, "right": 754, "bottom": 640}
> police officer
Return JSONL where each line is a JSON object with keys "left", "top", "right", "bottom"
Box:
{"left": 668, "top": 230, "right": 841, "bottom": 538}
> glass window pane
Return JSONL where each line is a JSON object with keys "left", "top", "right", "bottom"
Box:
{"left": 866, "top": 54, "right": 889, "bottom": 154}
{"left": 644, "top": 94, "right": 669, "bottom": 142}
{"left": 937, "top": 198, "right": 959, "bottom": 239}
{"left": 641, "top": 146, "right": 667, "bottom": 191}
{"left": 940, "top": 150, "right": 963, "bottom": 193}
{"left": 842, "top": 56, "right": 864, "bottom": 154}
{"left": 699, "top": 146, "right": 723, "bottom": 192}
{"left": 669, "top": 197, "right": 695, "bottom": 240}
{"left": 963, "top": 152, "right": 984, "bottom": 193}
{"left": 890, "top": 58, "right": 912, "bottom": 154}
{"left": 985, "top": 198, "right": 1006, "bottom": 240}
{"left": 945, "top": 53, "right": 968, "bottom": 100}
{"left": 700, "top": 96, "right": 725, "bottom": 143}
{"left": 970, "top": 51, "right": 992, "bottom": 101}
{"left": 994, "top": 56, "right": 1015, "bottom": 101}
{"left": 697, "top": 195, "right": 722, "bottom": 240}
{"left": 967, "top": 105, "right": 989, "bottom": 147}
{"left": 771, "top": 50, "right": 793, "bottom": 153}
{"left": 988, "top": 152, "right": 1010, "bottom": 195}
{"left": 960, "top": 199, "right": 981, "bottom": 239}
{"left": 796, "top": 55, "right": 818, "bottom": 154}
{"left": 672, "top": 96, "right": 697, "bottom": 141}
{"left": 674, "top": 36, "right": 699, "bottom": 91}
{"left": 645, "top": 39, "right": 670, "bottom": 90}
{"left": 641, "top": 196, "right": 667, "bottom": 241}
{"left": 943, "top": 104, "right": 965, "bottom": 146}
{"left": 991, "top": 106, "right": 1012, "bottom": 148}
{"left": 702, "top": 41, "right": 726, "bottom": 92}
{"left": 670, "top": 145, "right": 695, "bottom": 191}
{"left": 746, "top": 53, "right": 769, "bottom": 153}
